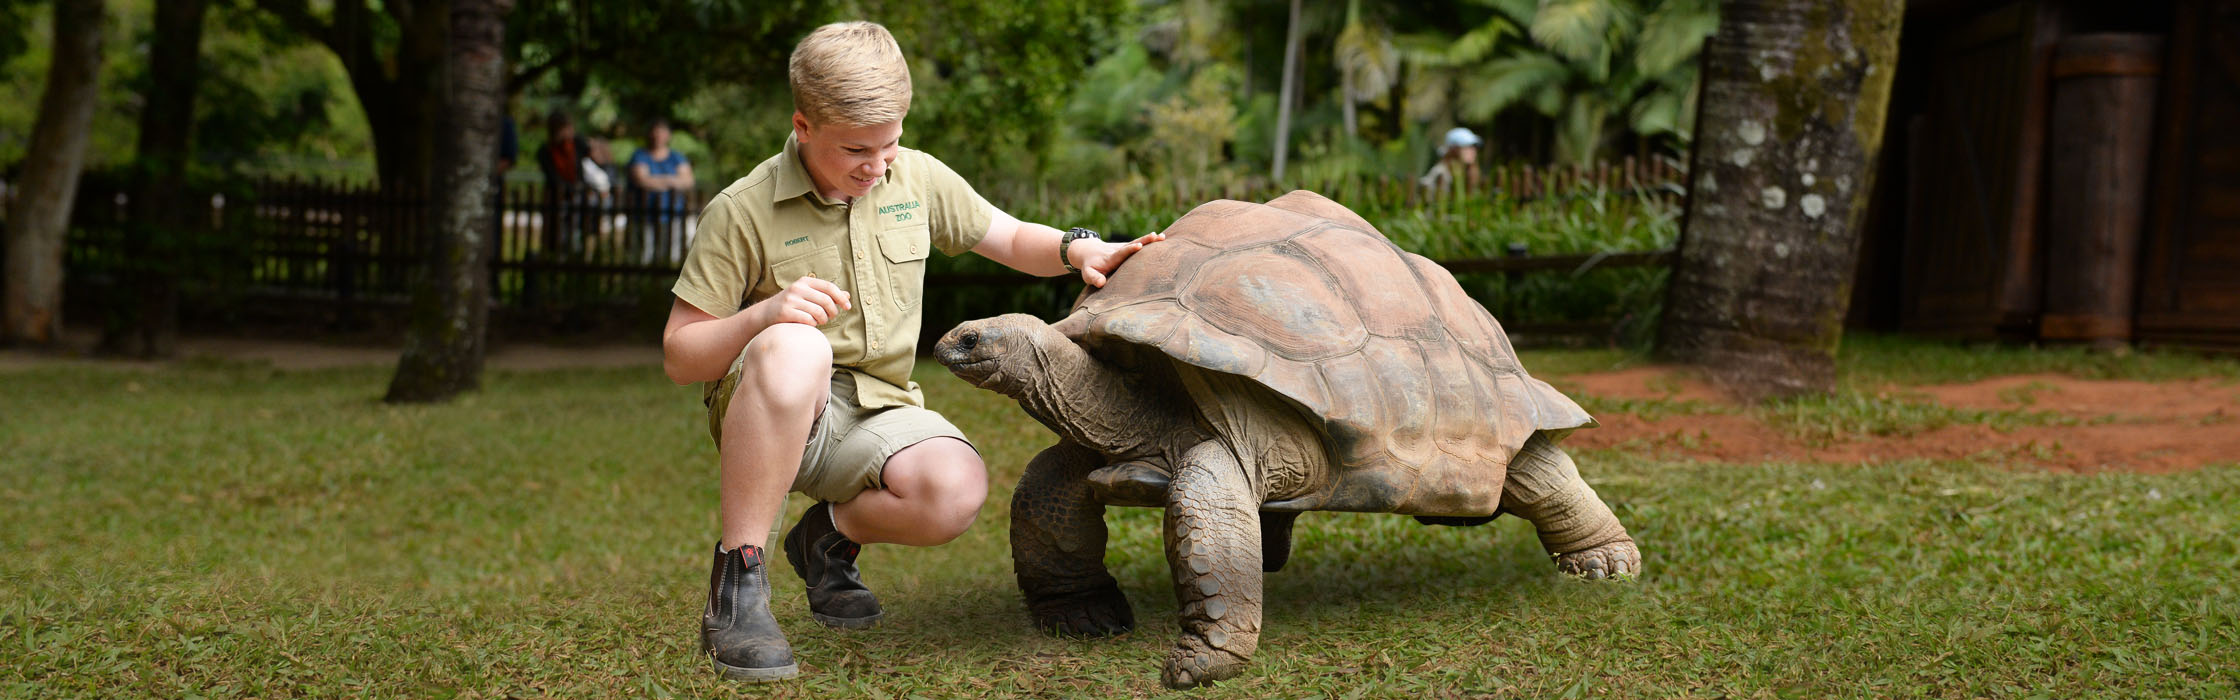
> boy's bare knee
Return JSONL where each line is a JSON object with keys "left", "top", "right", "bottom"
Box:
{"left": 744, "top": 323, "right": 833, "bottom": 372}
{"left": 887, "top": 439, "right": 987, "bottom": 541}
{"left": 737, "top": 324, "right": 832, "bottom": 412}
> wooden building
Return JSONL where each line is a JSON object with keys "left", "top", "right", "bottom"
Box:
{"left": 1849, "top": 0, "right": 2240, "bottom": 350}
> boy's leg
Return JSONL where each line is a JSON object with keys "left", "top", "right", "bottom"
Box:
{"left": 783, "top": 409, "right": 987, "bottom": 630}
{"left": 702, "top": 323, "right": 831, "bottom": 682}
{"left": 832, "top": 438, "right": 989, "bottom": 546}
{"left": 720, "top": 323, "right": 833, "bottom": 551}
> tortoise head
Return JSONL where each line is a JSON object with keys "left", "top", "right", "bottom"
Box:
{"left": 935, "top": 313, "right": 1062, "bottom": 399}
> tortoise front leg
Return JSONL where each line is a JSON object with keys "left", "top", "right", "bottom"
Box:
{"left": 1502, "top": 433, "right": 1640, "bottom": 579}
{"left": 1161, "top": 441, "right": 1263, "bottom": 689}
{"left": 1013, "top": 441, "right": 1134, "bottom": 637}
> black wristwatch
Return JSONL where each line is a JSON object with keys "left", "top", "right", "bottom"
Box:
{"left": 1059, "top": 227, "right": 1100, "bottom": 273}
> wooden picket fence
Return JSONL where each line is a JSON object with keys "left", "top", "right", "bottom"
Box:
{"left": 61, "top": 176, "right": 701, "bottom": 312}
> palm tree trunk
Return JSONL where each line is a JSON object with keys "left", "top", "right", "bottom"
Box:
{"left": 3, "top": 0, "right": 106, "bottom": 346}
{"left": 1656, "top": 0, "right": 1904, "bottom": 398}
{"left": 385, "top": 0, "right": 510, "bottom": 403}
{"left": 1270, "top": 0, "right": 1303, "bottom": 182}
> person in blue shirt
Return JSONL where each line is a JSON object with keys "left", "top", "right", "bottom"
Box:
{"left": 629, "top": 119, "right": 697, "bottom": 263}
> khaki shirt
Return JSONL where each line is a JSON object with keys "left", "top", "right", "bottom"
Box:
{"left": 673, "top": 134, "right": 994, "bottom": 409}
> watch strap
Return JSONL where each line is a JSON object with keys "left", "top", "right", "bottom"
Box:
{"left": 1060, "top": 227, "right": 1098, "bottom": 274}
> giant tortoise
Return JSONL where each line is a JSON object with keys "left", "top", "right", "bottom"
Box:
{"left": 934, "top": 190, "right": 1639, "bottom": 688}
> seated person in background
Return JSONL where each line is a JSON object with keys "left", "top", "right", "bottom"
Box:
{"left": 629, "top": 119, "right": 697, "bottom": 262}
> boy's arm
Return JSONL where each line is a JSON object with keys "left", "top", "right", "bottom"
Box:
{"left": 970, "top": 208, "right": 1165, "bottom": 288}
{"left": 661, "top": 278, "right": 852, "bottom": 385}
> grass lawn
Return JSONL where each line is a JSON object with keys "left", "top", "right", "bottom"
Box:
{"left": 2, "top": 341, "right": 2236, "bottom": 698}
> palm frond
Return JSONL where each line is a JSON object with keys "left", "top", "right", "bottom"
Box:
{"left": 1464, "top": 0, "right": 1542, "bottom": 25}
{"left": 1396, "top": 17, "right": 1518, "bottom": 68}
{"left": 1632, "top": 3, "right": 1718, "bottom": 78}
{"left": 1336, "top": 1, "right": 1399, "bottom": 100}
{"left": 1458, "top": 53, "right": 1571, "bottom": 121}
{"left": 1530, "top": 0, "right": 1615, "bottom": 62}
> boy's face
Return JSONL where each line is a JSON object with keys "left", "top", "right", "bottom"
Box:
{"left": 794, "top": 112, "right": 903, "bottom": 201}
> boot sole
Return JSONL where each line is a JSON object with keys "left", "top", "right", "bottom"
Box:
{"left": 712, "top": 655, "right": 799, "bottom": 682}
{"left": 812, "top": 611, "right": 883, "bottom": 630}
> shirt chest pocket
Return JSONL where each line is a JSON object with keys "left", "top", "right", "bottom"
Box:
{"left": 879, "top": 224, "right": 931, "bottom": 312}
{"left": 765, "top": 245, "right": 845, "bottom": 323}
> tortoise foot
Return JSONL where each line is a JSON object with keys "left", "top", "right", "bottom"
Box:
{"left": 1026, "top": 584, "right": 1135, "bottom": 638}
{"left": 1161, "top": 641, "right": 1249, "bottom": 689}
{"left": 1554, "top": 539, "right": 1640, "bottom": 580}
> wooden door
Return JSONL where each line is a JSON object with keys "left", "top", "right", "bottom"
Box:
{"left": 2140, "top": 0, "right": 2240, "bottom": 349}
{"left": 1897, "top": 1, "right": 2061, "bottom": 338}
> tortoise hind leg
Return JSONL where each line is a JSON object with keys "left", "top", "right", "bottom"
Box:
{"left": 1161, "top": 441, "right": 1263, "bottom": 689}
{"left": 1260, "top": 511, "right": 1297, "bottom": 573}
{"left": 1013, "top": 441, "right": 1134, "bottom": 637}
{"left": 1501, "top": 433, "right": 1641, "bottom": 580}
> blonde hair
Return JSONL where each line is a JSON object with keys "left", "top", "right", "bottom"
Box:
{"left": 789, "top": 22, "right": 913, "bottom": 127}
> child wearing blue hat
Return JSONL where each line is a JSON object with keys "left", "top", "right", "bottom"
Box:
{"left": 1418, "top": 126, "right": 1482, "bottom": 195}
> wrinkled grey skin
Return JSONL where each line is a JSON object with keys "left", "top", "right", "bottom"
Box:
{"left": 936, "top": 314, "right": 1638, "bottom": 689}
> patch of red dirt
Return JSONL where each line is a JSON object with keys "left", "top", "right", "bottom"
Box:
{"left": 1555, "top": 367, "right": 2240, "bottom": 474}
{"left": 1555, "top": 366, "right": 1728, "bottom": 403}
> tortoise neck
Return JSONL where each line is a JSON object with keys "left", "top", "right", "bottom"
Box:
{"left": 1021, "top": 331, "right": 1196, "bottom": 459}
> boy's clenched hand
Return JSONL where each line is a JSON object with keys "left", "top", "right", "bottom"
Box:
{"left": 757, "top": 275, "right": 853, "bottom": 327}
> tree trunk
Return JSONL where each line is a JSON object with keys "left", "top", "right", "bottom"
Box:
{"left": 1656, "top": 0, "right": 1903, "bottom": 398}
{"left": 103, "top": 0, "right": 209, "bottom": 358}
{"left": 384, "top": 0, "right": 509, "bottom": 403}
{"left": 1270, "top": 0, "right": 1302, "bottom": 182}
{"left": 3, "top": 0, "right": 106, "bottom": 346}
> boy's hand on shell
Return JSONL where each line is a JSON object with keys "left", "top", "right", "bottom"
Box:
{"left": 1081, "top": 231, "right": 1166, "bottom": 288}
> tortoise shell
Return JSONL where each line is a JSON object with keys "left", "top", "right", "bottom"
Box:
{"left": 1052, "top": 191, "right": 1595, "bottom": 516}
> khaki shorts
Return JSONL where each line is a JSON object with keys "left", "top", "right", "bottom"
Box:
{"left": 706, "top": 367, "right": 971, "bottom": 504}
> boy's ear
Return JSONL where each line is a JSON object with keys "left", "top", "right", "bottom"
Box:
{"left": 791, "top": 112, "right": 813, "bottom": 142}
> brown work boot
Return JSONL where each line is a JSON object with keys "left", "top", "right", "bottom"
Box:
{"left": 783, "top": 502, "right": 884, "bottom": 629}
{"left": 700, "top": 544, "right": 798, "bottom": 681}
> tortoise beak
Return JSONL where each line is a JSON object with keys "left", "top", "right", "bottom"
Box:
{"left": 936, "top": 323, "right": 1002, "bottom": 384}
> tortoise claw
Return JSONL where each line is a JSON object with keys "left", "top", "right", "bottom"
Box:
{"left": 1026, "top": 585, "right": 1135, "bottom": 638}
{"left": 1554, "top": 539, "right": 1641, "bottom": 580}
{"left": 1161, "top": 642, "right": 1248, "bottom": 689}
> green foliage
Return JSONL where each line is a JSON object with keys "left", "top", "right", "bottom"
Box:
{"left": 0, "top": 0, "right": 31, "bottom": 67}
{"left": 873, "top": 0, "right": 1131, "bottom": 182}
{"left": 5, "top": 0, "right": 1719, "bottom": 194}
{"left": 0, "top": 0, "right": 150, "bottom": 170}
{"left": 2, "top": 354, "right": 2235, "bottom": 696}
{"left": 185, "top": 2, "right": 372, "bottom": 179}
{"left": 0, "top": 0, "right": 370, "bottom": 178}
{"left": 917, "top": 186, "right": 1682, "bottom": 348}
{"left": 509, "top": 0, "right": 828, "bottom": 131}
{"left": 1399, "top": 0, "right": 1716, "bottom": 165}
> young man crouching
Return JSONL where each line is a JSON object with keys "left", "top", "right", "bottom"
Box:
{"left": 660, "top": 21, "right": 1162, "bottom": 681}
